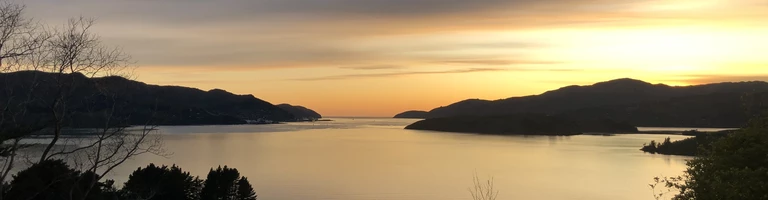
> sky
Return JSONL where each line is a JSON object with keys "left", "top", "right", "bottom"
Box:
{"left": 17, "top": 0, "right": 768, "bottom": 117}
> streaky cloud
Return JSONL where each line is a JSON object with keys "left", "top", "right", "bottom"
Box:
{"left": 291, "top": 67, "right": 579, "bottom": 81}
{"left": 292, "top": 68, "right": 505, "bottom": 81}
{"left": 675, "top": 74, "right": 768, "bottom": 85}
{"left": 437, "top": 59, "right": 566, "bottom": 66}
{"left": 340, "top": 65, "right": 405, "bottom": 70}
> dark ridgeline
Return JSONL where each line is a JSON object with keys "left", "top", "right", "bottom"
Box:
{"left": 405, "top": 114, "right": 638, "bottom": 135}
{"left": 396, "top": 78, "right": 768, "bottom": 128}
{"left": 0, "top": 71, "right": 323, "bottom": 127}
{"left": 393, "top": 110, "right": 430, "bottom": 119}
{"left": 276, "top": 104, "right": 322, "bottom": 121}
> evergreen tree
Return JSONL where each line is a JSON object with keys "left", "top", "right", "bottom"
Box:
{"left": 4, "top": 159, "right": 97, "bottom": 200}
{"left": 122, "top": 164, "right": 203, "bottom": 200}
{"left": 236, "top": 177, "right": 257, "bottom": 200}
{"left": 201, "top": 166, "right": 241, "bottom": 200}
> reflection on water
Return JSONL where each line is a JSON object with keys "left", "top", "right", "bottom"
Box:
{"left": 109, "top": 118, "right": 690, "bottom": 200}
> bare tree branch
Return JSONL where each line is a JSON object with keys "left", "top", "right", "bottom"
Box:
{"left": 0, "top": 3, "right": 164, "bottom": 200}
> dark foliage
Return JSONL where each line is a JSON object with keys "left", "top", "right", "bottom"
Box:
{"left": 668, "top": 118, "right": 768, "bottom": 199}
{"left": 196, "top": 166, "right": 257, "bottom": 200}
{"left": 3, "top": 160, "right": 116, "bottom": 200}
{"left": 640, "top": 131, "right": 733, "bottom": 156}
{"left": 405, "top": 114, "right": 638, "bottom": 135}
{"left": 401, "top": 78, "right": 768, "bottom": 128}
{"left": 236, "top": 178, "right": 257, "bottom": 200}
{"left": 4, "top": 163, "right": 259, "bottom": 200}
{"left": 122, "top": 164, "right": 203, "bottom": 200}
{"left": 201, "top": 166, "right": 241, "bottom": 200}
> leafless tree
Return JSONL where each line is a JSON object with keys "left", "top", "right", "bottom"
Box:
{"left": 0, "top": 1, "right": 50, "bottom": 192}
{"left": 0, "top": 1, "right": 164, "bottom": 199}
{"left": 470, "top": 173, "right": 499, "bottom": 200}
{"left": 35, "top": 17, "right": 135, "bottom": 163}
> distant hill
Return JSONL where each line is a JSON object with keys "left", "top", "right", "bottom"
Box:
{"left": 393, "top": 110, "right": 429, "bottom": 119}
{"left": 0, "top": 71, "right": 303, "bottom": 127}
{"left": 277, "top": 104, "right": 322, "bottom": 121}
{"left": 396, "top": 78, "right": 768, "bottom": 128}
{"left": 405, "top": 114, "right": 638, "bottom": 136}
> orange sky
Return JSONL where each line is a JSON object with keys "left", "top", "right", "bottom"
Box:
{"left": 22, "top": 0, "right": 768, "bottom": 117}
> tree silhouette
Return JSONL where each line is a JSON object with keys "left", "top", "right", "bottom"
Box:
{"left": 0, "top": 1, "right": 164, "bottom": 199}
{"left": 669, "top": 117, "right": 768, "bottom": 199}
{"left": 236, "top": 177, "right": 257, "bottom": 200}
{"left": 122, "top": 164, "right": 202, "bottom": 200}
{"left": 5, "top": 160, "right": 79, "bottom": 200}
{"left": 3, "top": 159, "right": 115, "bottom": 200}
{"left": 201, "top": 166, "right": 241, "bottom": 200}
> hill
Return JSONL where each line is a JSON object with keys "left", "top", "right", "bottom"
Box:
{"left": 277, "top": 104, "right": 322, "bottom": 121}
{"left": 405, "top": 114, "right": 638, "bottom": 136}
{"left": 393, "top": 110, "right": 429, "bottom": 119}
{"left": 396, "top": 79, "right": 768, "bottom": 127}
{"left": 0, "top": 71, "right": 304, "bottom": 127}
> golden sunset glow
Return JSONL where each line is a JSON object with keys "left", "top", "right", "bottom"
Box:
{"left": 22, "top": 0, "right": 768, "bottom": 116}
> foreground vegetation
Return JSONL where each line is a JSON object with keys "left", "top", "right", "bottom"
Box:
{"left": 650, "top": 118, "right": 768, "bottom": 199}
{"left": 4, "top": 160, "right": 256, "bottom": 200}
{"left": 640, "top": 130, "right": 733, "bottom": 156}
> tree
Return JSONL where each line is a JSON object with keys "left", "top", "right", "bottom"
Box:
{"left": 0, "top": 1, "right": 51, "bottom": 193}
{"left": 3, "top": 159, "right": 115, "bottom": 200}
{"left": 0, "top": 1, "right": 163, "bottom": 199}
{"left": 658, "top": 117, "right": 768, "bottom": 199}
{"left": 201, "top": 166, "right": 247, "bottom": 200}
{"left": 235, "top": 177, "right": 257, "bottom": 200}
{"left": 469, "top": 173, "right": 498, "bottom": 200}
{"left": 122, "top": 164, "right": 203, "bottom": 200}
{"left": 5, "top": 159, "right": 80, "bottom": 200}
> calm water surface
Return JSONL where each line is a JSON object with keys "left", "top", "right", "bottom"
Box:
{"left": 110, "top": 118, "right": 692, "bottom": 200}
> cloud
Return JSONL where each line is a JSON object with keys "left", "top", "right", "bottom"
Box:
{"left": 437, "top": 59, "right": 566, "bottom": 65}
{"left": 675, "top": 75, "right": 768, "bottom": 85}
{"left": 340, "top": 65, "right": 405, "bottom": 70}
{"left": 292, "top": 68, "right": 505, "bottom": 81}
{"left": 21, "top": 0, "right": 605, "bottom": 23}
{"left": 291, "top": 67, "right": 581, "bottom": 81}
{"left": 24, "top": 0, "right": 759, "bottom": 35}
{"left": 18, "top": 0, "right": 768, "bottom": 70}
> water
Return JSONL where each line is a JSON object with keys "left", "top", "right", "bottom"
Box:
{"left": 637, "top": 127, "right": 734, "bottom": 132}
{"left": 108, "top": 118, "right": 691, "bottom": 200}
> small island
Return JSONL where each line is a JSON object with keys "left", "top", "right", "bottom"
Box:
{"left": 393, "top": 110, "right": 430, "bottom": 119}
{"left": 404, "top": 114, "right": 638, "bottom": 136}
{"left": 640, "top": 130, "right": 736, "bottom": 156}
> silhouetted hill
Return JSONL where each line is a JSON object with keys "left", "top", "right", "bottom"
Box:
{"left": 405, "top": 114, "right": 638, "bottom": 136}
{"left": 402, "top": 78, "right": 768, "bottom": 128}
{"left": 393, "top": 110, "right": 429, "bottom": 118}
{"left": 277, "top": 104, "right": 322, "bottom": 121}
{"left": 0, "top": 71, "right": 297, "bottom": 127}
